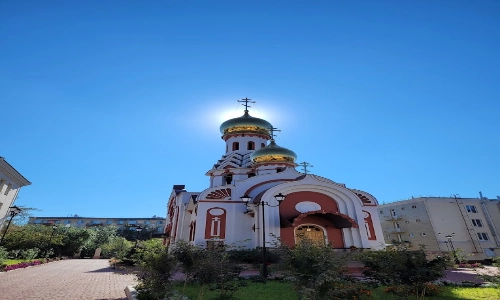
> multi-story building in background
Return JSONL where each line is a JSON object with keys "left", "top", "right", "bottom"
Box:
{"left": 0, "top": 157, "right": 31, "bottom": 227}
{"left": 379, "top": 194, "right": 500, "bottom": 260}
{"left": 28, "top": 215, "right": 166, "bottom": 233}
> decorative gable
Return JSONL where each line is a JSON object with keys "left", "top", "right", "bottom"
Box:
{"left": 206, "top": 188, "right": 232, "bottom": 199}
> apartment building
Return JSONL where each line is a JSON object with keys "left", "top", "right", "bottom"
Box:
{"left": 0, "top": 157, "right": 31, "bottom": 227}
{"left": 379, "top": 195, "right": 500, "bottom": 260}
{"left": 28, "top": 215, "right": 166, "bottom": 232}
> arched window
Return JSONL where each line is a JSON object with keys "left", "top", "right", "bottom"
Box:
{"left": 232, "top": 142, "right": 239, "bottom": 151}
{"left": 247, "top": 141, "right": 255, "bottom": 150}
{"left": 295, "top": 225, "right": 326, "bottom": 245}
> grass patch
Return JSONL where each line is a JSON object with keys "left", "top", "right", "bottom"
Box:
{"left": 174, "top": 280, "right": 298, "bottom": 300}
{"left": 172, "top": 281, "right": 500, "bottom": 300}
{"left": 4, "top": 259, "right": 37, "bottom": 266}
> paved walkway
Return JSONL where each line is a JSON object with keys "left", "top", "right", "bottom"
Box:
{"left": 0, "top": 259, "right": 137, "bottom": 300}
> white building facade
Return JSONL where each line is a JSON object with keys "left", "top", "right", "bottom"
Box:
{"left": 164, "top": 100, "right": 385, "bottom": 250}
{"left": 379, "top": 196, "right": 500, "bottom": 260}
{"left": 0, "top": 157, "right": 31, "bottom": 227}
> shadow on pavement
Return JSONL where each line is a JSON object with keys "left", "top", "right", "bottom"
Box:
{"left": 86, "top": 265, "right": 140, "bottom": 275}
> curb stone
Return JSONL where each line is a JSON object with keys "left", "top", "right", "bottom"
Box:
{"left": 125, "top": 285, "right": 138, "bottom": 300}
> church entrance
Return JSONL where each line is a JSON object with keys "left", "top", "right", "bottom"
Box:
{"left": 295, "top": 225, "right": 326, "bottom": 245}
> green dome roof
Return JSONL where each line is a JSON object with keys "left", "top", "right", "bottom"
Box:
{"left": 220, "top": 111, "right": 272, "bottom": 136}
{"left": 250, "top": 140, "right": 297, "bottom": 164}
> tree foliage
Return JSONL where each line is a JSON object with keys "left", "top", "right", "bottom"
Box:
{"left": 171, "top": 240, "right": 245, "bottom": 300}
{"left": 280, "top": 238, "right": 370, "bottom": 300}
{"left": 360, "top": 245, "right": 449, "bottom": 299}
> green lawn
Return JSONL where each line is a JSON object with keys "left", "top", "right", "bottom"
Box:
{"left": 173, "top": 281, "right": 500, "bottom": 300}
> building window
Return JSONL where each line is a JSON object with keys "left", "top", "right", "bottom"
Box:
{"left": 477, "top": 233, "right": 489, "bottom": 241}
{"left": 466, "top": 205, "right": 477, "bottom": 213}
{"left": 232, "top": 142, "right": 239, "bottom": 151}
{"left": 223, "top": 174, "right": 232, "bottom": 185}
{"left": 145, "top": 221, "right": 151, "bottom": 225}
{"left": 379, "top": 211, "right": 383, "bottom": 214}
{"left": 405, "top": 221, "right": 410, "bottom": 224}
{"left": 420, "top": 233, "right": 426, "bottom": 236}
{"left": 390, "top": 209, "right": 396, "bottom": 217}
{"left": 4, "top": 183, "right": 12, "bottom": 195}
{"left": 409, "top": 233, "right": 414, "bottom": 237}
{"left": 261, "top": 143, "right": 265, "bottom": 149}
{"left": 471, "top": 219, "right": 483, "bottom": 227}
{"left": 247, "top": 141, "right": 255, "bottom": 150}
{"left": 106, "top": 220, "right": 113, "bottom": 225}
{"left": 416, "top": 219, "right": 421, "bottom": 222}
{"left": 0, "top": 178, "right": 5, "bottom": 190}
{"left": 412, "top": 205, "right": 417, "bottom": 209}
{"left": 34, "top": 220, "right": 42, "bottom": 224}
{"left": 118, "top": 220, "right": 124, "bottom": 225}
{"left": 157, "top": 221, "right": 163, "bottom": 225}
{"left": 64, "top": 220, "right": 71, "bottom": 224}
{"left": 128, "top": 220, "right": 137, "bottom": 225}
{"left": 401, "top": 207, "right": 405, "bottom": 210}
{"left": 77, "top": 220, "right": 84, "bottom": 224}
{"left": 92, "top": 220, "right": 101, "bottom": 224}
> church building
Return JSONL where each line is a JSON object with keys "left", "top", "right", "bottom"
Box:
{"left": 164, "top": 99, "right": 385, "bottom": 250}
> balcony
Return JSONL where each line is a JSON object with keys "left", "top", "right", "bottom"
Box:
{"left": 385, "top": 216, "right": 402, "bottom": 221}
{"left": 389, "top": 228, "right": 405, "bottom": 233}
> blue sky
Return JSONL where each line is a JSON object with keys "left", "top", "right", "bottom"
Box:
{"left": 1, "top": 0, "right": 499, "bottom": 218}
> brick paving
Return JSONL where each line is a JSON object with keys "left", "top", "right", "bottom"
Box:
{"left": 0, "top": 259, "right": 137, "bottom": 300}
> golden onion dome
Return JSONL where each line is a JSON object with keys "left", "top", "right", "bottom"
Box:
{"left": 250, "top": 140, "right": 297, "bottom": 164}
{"left": 220, "top": 111, "right": 272, "bottom": 136}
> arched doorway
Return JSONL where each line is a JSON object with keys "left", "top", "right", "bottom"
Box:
{"left": 294, "top": 224, "right": 326, "bottom": 245}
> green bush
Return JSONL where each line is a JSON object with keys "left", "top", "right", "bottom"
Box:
{"left": 360, "top": 245, "right": 449, "bottom": 299}
{"left": 0, "top": 247, "right": 8, "bottom": 266}
{"left": 280, "top": 238, "right": 370, "bottom": 300}
{"left": 135, "top": 246, "right": 178, "bottom": 300}
{"left": 171, "top": 241, "right": 245, "bottom": 299}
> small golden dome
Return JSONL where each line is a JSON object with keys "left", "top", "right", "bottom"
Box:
{"left": 250, "top": 140, "right": 297, "bottom": 164}
{"left": 220, "top": 111, "right": 272, "bottom": 136}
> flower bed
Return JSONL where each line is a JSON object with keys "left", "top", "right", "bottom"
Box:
{"left": 2, "top": 260, "right": 42, "bottom": 271}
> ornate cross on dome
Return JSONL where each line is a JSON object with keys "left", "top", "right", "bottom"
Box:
{"left": 268, "top": 126, "right": 280, "bottom": 140}
{"left": 237, "top": 97, "right": 255, "bottom": 112}
{"left": 298, "top": 161, "right": 313, "bottom": 174}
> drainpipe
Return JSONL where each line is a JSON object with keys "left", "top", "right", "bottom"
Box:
{"left": 479, "top": 191, "right": 500, "bottom": 247}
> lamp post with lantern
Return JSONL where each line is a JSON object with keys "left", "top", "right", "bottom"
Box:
{"left": 240, "top": 192, "right": 286, "bottom": 278}
{"left": 42, "top": 224, "right": 58, "bottom": 258}
{"left": 0, "top": 206, "right": 22, "bottom": 245}
{"left": 135, "top": 226, "right": 143, "bottom": 247}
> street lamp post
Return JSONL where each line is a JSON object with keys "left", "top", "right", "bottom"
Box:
{"left": 0, "top": 206, "right": 22, "bottom": 245}
{"left": 135, "top": 226, "right": 143, "bottom": 247}
{"left": 439, "top": 232, "right": 458, "bottom": 263}
{"left": 43, "top": 224, "right": 58, "bottom": 258}
{"left": 241, "top": 192, "right": 286, "bottom": 278}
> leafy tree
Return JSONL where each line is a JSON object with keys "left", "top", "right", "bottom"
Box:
{"left": 1, "top": 224, "right": 63, "bottom": 254}
{"left": 171, "top": 241, "right": 244, "bottom": 300}
{"left": 280, "top": 238, "right": 370, "bottom": 300}
{"left": 360, "top": 245, "right": 449, "bottom": 299}
{"left": 136, "top": 245, "right": 178, "bottom": 300}
{"left": 58, "top": 227, "right": 91, "bottom": 257}
{"left": 100, "top": 236, "right": 133, "bottom": 259}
